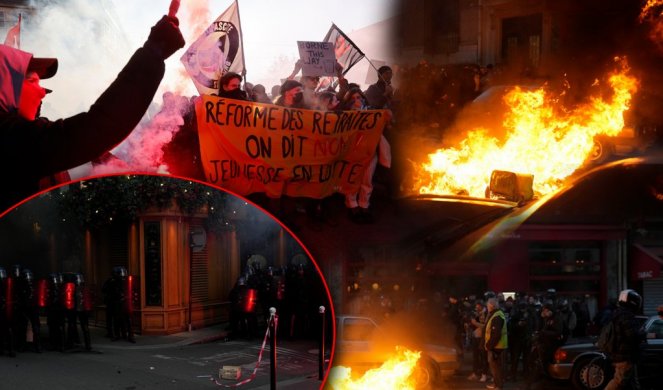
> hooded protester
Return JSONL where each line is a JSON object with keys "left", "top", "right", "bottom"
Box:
{"left": 216, "top": 71, "right": 249, "bottom": 101}
{"left": 0, "top": 15, "right": 185, "bottom": 213}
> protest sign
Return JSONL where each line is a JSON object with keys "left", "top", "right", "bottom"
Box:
{"left": 196, "top": 96, "right": 388, "bottom": 198}
{"left": 297, "top": 41, "right": 336, "bottom": 77}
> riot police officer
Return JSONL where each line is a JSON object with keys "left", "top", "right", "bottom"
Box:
{"left": 18, "top": 269, "right": 42, "bottom": 352}
{"left": 64, "top": 273, "right": 92, "bottom": 351}
{"left": 46, "top": 272, "right": 66, "bottom": 351}
{"left": 112, "top": 267, "right": 135, "bottom": 343}
{"left": 9, "top": 265, "right": 23, "bottom": 353}
{"left": 0, "top": 267, "right": 15, "bottom": 357}
{"left": 228, "top": 276, "right": 257, "bottom": 339}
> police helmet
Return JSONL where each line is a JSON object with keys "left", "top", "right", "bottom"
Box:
{"left": 21, "top": 268, "right": 34, "bottom": 281}
{"left": 11, "top": 264, "right": 21, "bottom": 278}
{"left": 74, "top": 273, "right": 85, "bottom": 285}
{"left": 618, "top": 289, "right": 642, "bottom": 310}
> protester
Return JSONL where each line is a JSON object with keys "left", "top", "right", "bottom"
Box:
{"left": 250, "top": 84, "right": 272, "bottom": 104}
{"left": 275, "top": 79, "right": 309, "bottom": 109}
{"left": 0, "top": 15, "right": 184, "bottom": 212}
{"left": 468, "top": 299, "right": 489, "bottom": 382}
{"left": 526, "top": 302, "right": 563, "bottom": 390}
{"left": 217, "top": 71, "right": 248, "bottom": 100}
{"left": 485, "top": 297, "right": 507, "bottom": 390}
{"left": 364, "top": 65, "right": 394, "bottom": 109}
{"left": 604, "top": 289, "right": 645, "bottom": 390}
{"left": 508, "top": 299, "right": 534, "bottom": 381}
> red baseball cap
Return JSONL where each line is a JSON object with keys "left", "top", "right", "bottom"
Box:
{"left": 27, "top": 56, "right": 58, "bottom": 79}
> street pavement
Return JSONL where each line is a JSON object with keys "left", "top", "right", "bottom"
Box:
{"left": 0, "top": 323, "right": 327, "bottom": 389}
{"left": 441, "top": 353, "right": 568, "bottom": 390}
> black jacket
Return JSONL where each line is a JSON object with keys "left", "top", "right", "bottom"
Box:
{"left": 609, "top": 306, "right": 645, "bottom": 363}
{"left": 0, "top": 47, "right": 165, "bottom": 212}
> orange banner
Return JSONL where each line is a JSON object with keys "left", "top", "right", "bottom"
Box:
{"left": 196, "top": 96, "right": 388, "bottom": 198}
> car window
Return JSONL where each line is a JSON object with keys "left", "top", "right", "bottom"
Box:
{"left": 343, "top": 318, "right": 376, "bottom": 341}
{"left": 646, "top": 318, "right": 663, "bottom": 339}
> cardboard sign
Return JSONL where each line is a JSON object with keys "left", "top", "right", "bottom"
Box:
{"left": 297, "top": 41, "right": 337, "bottom": 77}
{"left": 196, "top": 96, "right": 388, "bottom": 198}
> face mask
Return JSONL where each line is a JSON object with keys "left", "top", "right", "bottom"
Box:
{"left": 228, "top": 89, "right": 246, "bottom": 100}
{"left": 293, "top": 92, "right": 304, "bottom": 104}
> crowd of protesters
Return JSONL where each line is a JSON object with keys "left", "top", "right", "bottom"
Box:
{"left": 161, "top": 60, "right": 398, "bottom": 229}
{"left": 344, "top": 285, "right": 608, "bottom": 390}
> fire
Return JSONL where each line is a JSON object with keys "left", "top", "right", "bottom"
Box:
{"left": 640, "top": 0, "right": 663, "bottom": 52}
{"left": 640, "top": 0, "right": 663, "bottom": 21}
{"left": 415, "top": 57, "right": 638, "bottom": 198}
{"left": 326, "top": 348, "right": 422, "bottom": 390}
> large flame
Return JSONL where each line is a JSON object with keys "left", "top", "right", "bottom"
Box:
{"left": 326, "top": 348, "right": 422, "bottom": 390}
{"left": 415, "top": 57, "right": 638, "bottom": 198}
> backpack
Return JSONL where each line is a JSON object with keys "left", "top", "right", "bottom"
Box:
{"left": 597, "top": 320, "right": 617, "bottom": 353}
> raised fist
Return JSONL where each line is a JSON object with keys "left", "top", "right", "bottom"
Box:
{"left": 144, "top": 16, "right": 185, "bottom": 60}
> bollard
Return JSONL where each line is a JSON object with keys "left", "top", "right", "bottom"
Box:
{"left": 269, "top": 307, "right": 277, "bottom": 390}
{"left": 319, "top": 306, "right": 326, "bottom": 380}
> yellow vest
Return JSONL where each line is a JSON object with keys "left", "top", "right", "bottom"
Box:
{"left": 485, "top": 309, "right": 508, "bottom": 349}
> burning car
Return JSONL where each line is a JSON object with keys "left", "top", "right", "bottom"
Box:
{"left": 587, "top": 124, "right": 660, "bottom": 166}
{"left": 332, "top": 314, "right": 460, "bottom": 389}
{"left": 416, "top": 62, "right": 641, "bottom": 201}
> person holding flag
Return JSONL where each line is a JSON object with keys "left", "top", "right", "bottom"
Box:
{"left": 0, "top": 14, "right": 185, "bottom": 213}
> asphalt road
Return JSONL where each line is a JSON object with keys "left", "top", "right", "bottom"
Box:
{"left": 0, "top": 331, "right": 325, "bottom": 390}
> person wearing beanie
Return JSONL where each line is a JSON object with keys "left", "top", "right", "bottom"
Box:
{"left": 274, "top": 80, "right": 308, "bottom": 109}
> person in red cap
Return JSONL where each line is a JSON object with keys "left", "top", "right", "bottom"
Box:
{"left": 0, "top": 15, "right": 185, "bottom": 213}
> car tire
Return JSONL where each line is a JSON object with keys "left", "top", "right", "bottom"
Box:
{"left": 410, "top": 355, "right": 440, "bottom": 390}
{"left": 571, "top": 355, "right": 611, "bottom": 390}
{"left": 587, "top": 137, "right": 614, "bottom": 166}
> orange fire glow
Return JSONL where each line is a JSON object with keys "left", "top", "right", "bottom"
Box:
{"left": 416, "top": 57, "right": 638, "bottom": 198}
{"left": 640, "top": 0, "right": 663, "bottom": 21}
{"left": 326, "top": 348, "right": 421, "bottom": 390}
{"left": 640, "top": 0, "right": 663, "bottom": 52}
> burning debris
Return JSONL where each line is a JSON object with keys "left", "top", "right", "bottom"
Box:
{"left": 327, "top": 347, "right": 422, "bottom": 390}
{"left": 414, "top": 57, "right": 638, "bottom": 200}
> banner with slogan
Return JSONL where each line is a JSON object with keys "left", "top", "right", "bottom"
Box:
{"left": 196, "top": 96, "right": 389, "bottom": 198}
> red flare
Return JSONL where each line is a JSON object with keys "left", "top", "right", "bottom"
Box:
{"left": 168, "top": 0, "right": 180, "bottom": 18}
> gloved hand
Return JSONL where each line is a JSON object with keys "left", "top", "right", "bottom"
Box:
{"left": 144, "top": 16, "right": 185, "bottom": 60}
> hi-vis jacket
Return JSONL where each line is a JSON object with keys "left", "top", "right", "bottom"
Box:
{"left": 485, "top": 308, "right": 508, "bottom": 350}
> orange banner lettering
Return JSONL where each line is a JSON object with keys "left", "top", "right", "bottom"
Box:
{"left": 196, "top": 96, "right": 387, "bottom": 198}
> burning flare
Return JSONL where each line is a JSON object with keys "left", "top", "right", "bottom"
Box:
{"left": 416, "top": 57, "right": 638, "bottom": 198}
{"left": 326, "top": 348, "right": 421, "bottom": 390}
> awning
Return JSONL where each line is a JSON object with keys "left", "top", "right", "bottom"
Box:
{"left": 631, "top": 244, "right": 663, "bottom": 280}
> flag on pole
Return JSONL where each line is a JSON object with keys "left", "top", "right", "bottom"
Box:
{"left": 323, "top": 23, "right": 365, "bottom": 75}
{"left": 181, "top": 1, "right": 245, "bottom": 96}
{"left": 4, "top": 14, "right": 21, "bottom": 49}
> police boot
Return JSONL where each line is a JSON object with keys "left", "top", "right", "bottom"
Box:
{"left": 83, "top": 330, "right": 91, "bottom": 351}
{"left": 33, "top": 332, "right": 41, "bottom": 353}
